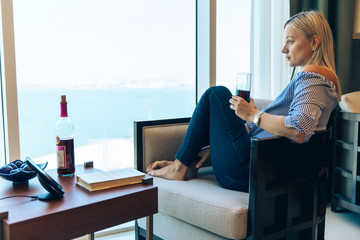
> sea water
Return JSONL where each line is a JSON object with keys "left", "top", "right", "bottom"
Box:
{"left": 17, "top": 88, "right": 195, "bottom": 159}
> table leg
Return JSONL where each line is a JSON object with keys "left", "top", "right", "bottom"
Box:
{"left": 146, "top": 215, "right": 153, "bottom": 240}
{"left": 88, "top": 233, "right": 95, "bottom": 240}
{"left": 0, "top": 211, "right": 9, "bottom": 240}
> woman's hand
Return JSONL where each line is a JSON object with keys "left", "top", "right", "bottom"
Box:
{"left": 229, "top": 96, "right": 306, "bottom": 143}
{"left": 229, "top": 96, "right": 259, "bottom": 122}
{"left": 195, "top": 147, "right": 210, "bottom": 168}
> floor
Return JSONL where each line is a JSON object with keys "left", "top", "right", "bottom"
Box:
{"left": 325, "top": 206, "right": 360, "bottom": 240}
{"left": 74, "top": 206, "right": 360, "bottom": 240}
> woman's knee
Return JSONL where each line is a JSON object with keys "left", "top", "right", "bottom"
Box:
{"left": 206, "top": 86, "right": 232, "bottom": 98}
{"left": 207, "top": 85, "right": 230, "bottom": 93}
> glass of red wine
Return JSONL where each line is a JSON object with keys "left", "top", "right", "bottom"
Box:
{"left": 236, "top": 72, "right": 252, "bottom": 102}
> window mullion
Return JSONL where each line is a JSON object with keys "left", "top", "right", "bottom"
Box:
{"left": 1, "top": 0, "right": 21, "bottom": 163}
{"left": 196, "top": 0, "right": 216, "bottom": 103}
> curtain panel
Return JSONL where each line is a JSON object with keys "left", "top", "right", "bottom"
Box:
{"left": 251, "top": 0, "right": 290, "bottom": 100}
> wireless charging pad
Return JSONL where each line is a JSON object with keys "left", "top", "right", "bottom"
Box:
{"left": 38, "top": 192, "right": 63, "bottom": 201}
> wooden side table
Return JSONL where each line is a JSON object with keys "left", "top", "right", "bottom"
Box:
{"left": 0, "top": 165, "right": 157, "bottom": 240}
{"left": 332, "top": 111, "right": 360, "bottom": 214}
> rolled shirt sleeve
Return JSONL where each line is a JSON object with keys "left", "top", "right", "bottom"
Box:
{"left": 250, "top": 71, "right": 338, "bottom": 142}
{"left": 284, "top": 72, "right": 335, "bottom": 142}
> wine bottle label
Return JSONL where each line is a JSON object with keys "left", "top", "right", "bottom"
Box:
{"left": 57, "top": 146, "right": 66, "bottom": 168}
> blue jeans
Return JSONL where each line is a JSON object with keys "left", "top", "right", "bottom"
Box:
{"left": 174, "top": 86, "right": 251, "bottom": 192}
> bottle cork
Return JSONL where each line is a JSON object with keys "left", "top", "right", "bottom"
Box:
{"left": 61, "top": 95, "right": 67, "bottom": 103}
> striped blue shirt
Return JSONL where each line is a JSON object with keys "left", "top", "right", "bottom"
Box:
{"left": 248, "top": 71, "right": 339, "bottom": 142}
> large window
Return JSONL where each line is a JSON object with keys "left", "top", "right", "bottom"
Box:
{"left": 12, "top": 0, "right": 196, "bottom": 169}
{"left": 1, "top": 0, "right": 253, "bottom": 170}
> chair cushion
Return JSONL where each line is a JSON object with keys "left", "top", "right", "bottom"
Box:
{"left": 153, "top": 167, "right": 249, "bottom": 239}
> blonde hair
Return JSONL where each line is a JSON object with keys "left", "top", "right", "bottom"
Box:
{"left": 285, "top": 11, "right": 341, "bottom": 99}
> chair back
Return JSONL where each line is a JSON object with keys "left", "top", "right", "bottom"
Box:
{"left": 134, "top": 118, "right": 190, "bottom": 172}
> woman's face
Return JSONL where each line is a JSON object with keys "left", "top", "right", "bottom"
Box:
{"left": 282, "top": 24, "right": 314, "bottom": 68}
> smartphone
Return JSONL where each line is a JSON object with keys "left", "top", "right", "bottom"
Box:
{"left": 25, "top": 157, "right": 65, "bottom": 200}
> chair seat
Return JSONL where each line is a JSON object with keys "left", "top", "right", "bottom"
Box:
{"left": 153, "top": 167, "right": 249, "bottom": 239}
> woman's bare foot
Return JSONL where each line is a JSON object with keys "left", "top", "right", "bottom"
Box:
{"left": 147, "top": 160, "right": 172, "bottom": 172}
{"left": 147, "top": 159, "right": 188, "bottom": 180}
{"left": 147, "top": 147, "right": 211, "bottom": 181}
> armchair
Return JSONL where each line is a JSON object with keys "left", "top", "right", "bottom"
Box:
{"left": 134, "top": 99, "right": 331, "bottom": 240}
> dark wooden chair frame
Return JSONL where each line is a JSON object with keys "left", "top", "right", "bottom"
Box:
{"left": 134, "top": 118, "right": 331, "bottom": 240}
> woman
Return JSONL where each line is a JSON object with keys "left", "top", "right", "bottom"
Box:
{"left": 147, "top": 11, "right": 341, "bottom": 192}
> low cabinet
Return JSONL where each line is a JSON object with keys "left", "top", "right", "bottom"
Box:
{"left": 332, "top": 111, "right": 360, "bottom": 214}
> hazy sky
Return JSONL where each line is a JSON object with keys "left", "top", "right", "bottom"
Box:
{"left": 12, "top": 0, "right": 250, "bottom": 89}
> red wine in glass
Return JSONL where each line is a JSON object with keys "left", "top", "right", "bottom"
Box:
{"left": 236, "top": 90, "right": 250, "bottom": 102}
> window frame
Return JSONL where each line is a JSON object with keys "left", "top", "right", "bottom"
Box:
{"left": 0, "top": 0, "right": 251, "bottom": 237}
{"left": 1, "top": 0, "right": 20, "bottom": 164}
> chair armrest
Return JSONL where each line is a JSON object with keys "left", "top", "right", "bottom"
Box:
{"left": 134, "top": 118, "right": 190, "bottom": 172}
{"left": 247, "top": 130, "right": 330, "bottom": 239}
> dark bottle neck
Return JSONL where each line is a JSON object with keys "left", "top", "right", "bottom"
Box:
{"left": 60, "top": 102, "right": 68, "bottom": 117}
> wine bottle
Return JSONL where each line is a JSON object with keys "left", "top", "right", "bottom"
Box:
{"left": 56, "top": 95, "right": 75, "bottom": 176}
